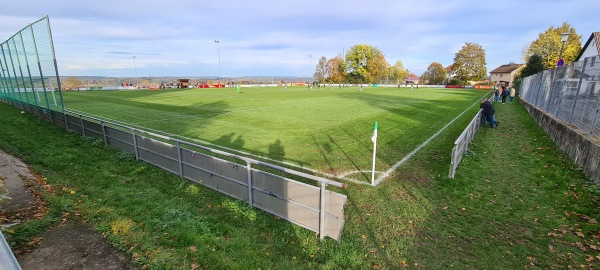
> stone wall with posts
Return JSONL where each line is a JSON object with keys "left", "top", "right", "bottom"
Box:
{"left": 521, "top": 100, "right": 600, "bottom": 187}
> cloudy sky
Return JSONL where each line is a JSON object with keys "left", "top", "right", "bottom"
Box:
{"left": 0, "top": 0, "right": 596, "bottom": 78}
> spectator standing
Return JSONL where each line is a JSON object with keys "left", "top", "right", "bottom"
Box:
{"left": 501, "top": 86, "right": 510, "bottom": 104}
{"left": 510, "top": 87, "right": 516, "bottom": 103}
{"left": 494, "top": 87, "right": 500, "bottom": 102}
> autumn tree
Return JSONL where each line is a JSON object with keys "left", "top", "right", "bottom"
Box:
{"left": 313, "top": 56, "right": 328, "bottom": 83}
{"left": 520, "top": 54, "right": 545, "bottom": 78}
{"left": 345, "top": 44, "right": 388, "bottom": 84}
{"left": 513, "top": 53, "right": 544, "bottom": 91}
{"left": 387, "top": 60, "right": 408, "bottom": 85}
{"left": 452, "top": 42, "right": 487, "bottom": 83}
{"left": 421, "top": 62, "right": 446, "bottom": 85}
{"left": 523, "top": 22, "right": 582, "bottom": 69}
{"left": 62, "top": 77, "right": 83, "bottom": 90}
{"left": 325, "top": 56, "right": 346, "bottom": 83}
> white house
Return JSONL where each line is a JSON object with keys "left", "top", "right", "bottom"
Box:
{"left": 575, "top": 32, "right": 600, "bottom": 61}
{"left": 489, "top": 63, "right": 525, "bottom": 87}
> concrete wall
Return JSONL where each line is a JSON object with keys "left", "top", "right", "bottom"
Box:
{"left": 521, "top": 100, "right": 600, "bottom": 186}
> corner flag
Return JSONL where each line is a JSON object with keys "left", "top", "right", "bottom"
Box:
{"left": 371, "top": 121, "right": 378, "bottom": 185}
{"left": 371, "top": 122, "right": 378, "bottom": 143}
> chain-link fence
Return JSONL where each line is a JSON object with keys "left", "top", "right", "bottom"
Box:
{"left": 0, "top": 16, "right": 64, "bottom": 120}
{"left": 520, "top": 56, "right": 600, "bottom": 137}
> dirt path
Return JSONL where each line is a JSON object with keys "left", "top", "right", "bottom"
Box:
{"left": 0, "top": 149, "right": 137, "bottom": 270}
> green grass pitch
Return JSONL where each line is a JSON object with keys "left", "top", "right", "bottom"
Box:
{"left": 62, "top": 86, "right": 486, "bottom": 182}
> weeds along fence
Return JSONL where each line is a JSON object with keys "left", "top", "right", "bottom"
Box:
{"left": 63, "top": 108, "right": 350, "bottom": 241}
{"left": 519, "top": 56, "right": 600, "bottom": 137}
{"left": 449, "top": 94, "right": 493, "bottom": 178}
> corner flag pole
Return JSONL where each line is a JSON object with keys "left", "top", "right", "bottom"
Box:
{"left": 371, "top": 121, "right": 378, "bottom": 185}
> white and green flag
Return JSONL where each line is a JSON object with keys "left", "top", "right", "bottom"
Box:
{"left": 371, "top": 122, "right": 378, "bottom": 143}
{"left": 371, "top": 121, "right": 378, "bottom": 185}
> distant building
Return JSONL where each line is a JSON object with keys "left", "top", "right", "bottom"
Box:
{"left": 405, "top": 74, "right": 420, "bottom": 85}
{"left": 445, "top": 64, "right": 455, "bottom": 82}
{"left": 489, "top": 63, "right": 525, "bottom": 87}
{"left": 177, "top": 79, "right": 189, "bottom": 88}
{"left": 575, "top": 32, "right": 600, "bottom": 61}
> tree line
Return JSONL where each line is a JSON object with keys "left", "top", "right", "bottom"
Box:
{"left": 313, "top": 21, "right": 583, "bottom": 87}
{"left": 313, "top": 42, "right": 487, "bottom": 85}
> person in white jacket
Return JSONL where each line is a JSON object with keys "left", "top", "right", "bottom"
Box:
{"left": 510, "top": 87, "right": 516, "bottom": 103}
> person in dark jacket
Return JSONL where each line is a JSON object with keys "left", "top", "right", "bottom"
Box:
{"left": 480, "top": 98, "right": 498, "bottom": 128}
{"left": 501, "top": 85, "right": 510, "bottom": 104}
{"left": 494, "top": 87, "right": 500, "bottom": 102}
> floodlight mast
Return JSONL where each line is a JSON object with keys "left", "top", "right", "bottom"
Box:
{"left": 132, "top": 56, "right": 138, "bottom": 88}
{"left": 215, "top": 40, "right": 222, "bottom": 84}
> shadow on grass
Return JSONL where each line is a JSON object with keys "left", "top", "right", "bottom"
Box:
{"left": 267, "top": 139, "right": 285, "bottom": 161}
{"left": 214, "top": 133, "right": 245, "bottom": 149}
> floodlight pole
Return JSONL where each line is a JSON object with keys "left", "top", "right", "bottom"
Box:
{"left": 132, "top": 56, "right": 138, "bottom": 88}
{"left": 310, "top": 53, "right": 313, "bottom": 83}
{"left": 215, "top": 40, "right": 222, "bottom": 84}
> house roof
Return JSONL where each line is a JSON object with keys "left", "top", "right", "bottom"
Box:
{"left": 489, "top": 63, "right": 525, "bottom": 74}
{"left": 445, "top": 64, "right": 453, "bottom": 72}
{"left": 575, "top": 32, "right": 600, "bottom": 61}
{"left": 406, "top": 74, "right": 420, "bottom": 80}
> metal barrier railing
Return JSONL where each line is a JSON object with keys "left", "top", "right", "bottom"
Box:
{"left": 63, "top": 109, "right": 347, "bottom": 241}
{"left": 449, "top": 94, "right": 493, "bottom": 178}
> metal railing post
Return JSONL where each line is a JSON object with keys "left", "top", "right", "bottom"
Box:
{"left": 79, "top": 114, "right": 86, "bottom": 136}
{"left": 101, "top": 121, "right": 107, "bottom": 145}
{"left": 319, "top": 181, "right": 326, "bottom": 241}
{"left": 132, "top": 128, "right": 139, "bottom": 160}
{"left": 176, "top": 141, "right": 183, "bottom": 178}
{"left": 247, "top": 162, "right": 253, "bottom": 207}
{"left": 64, "top": 111, "right": 70, "bottom": 130}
